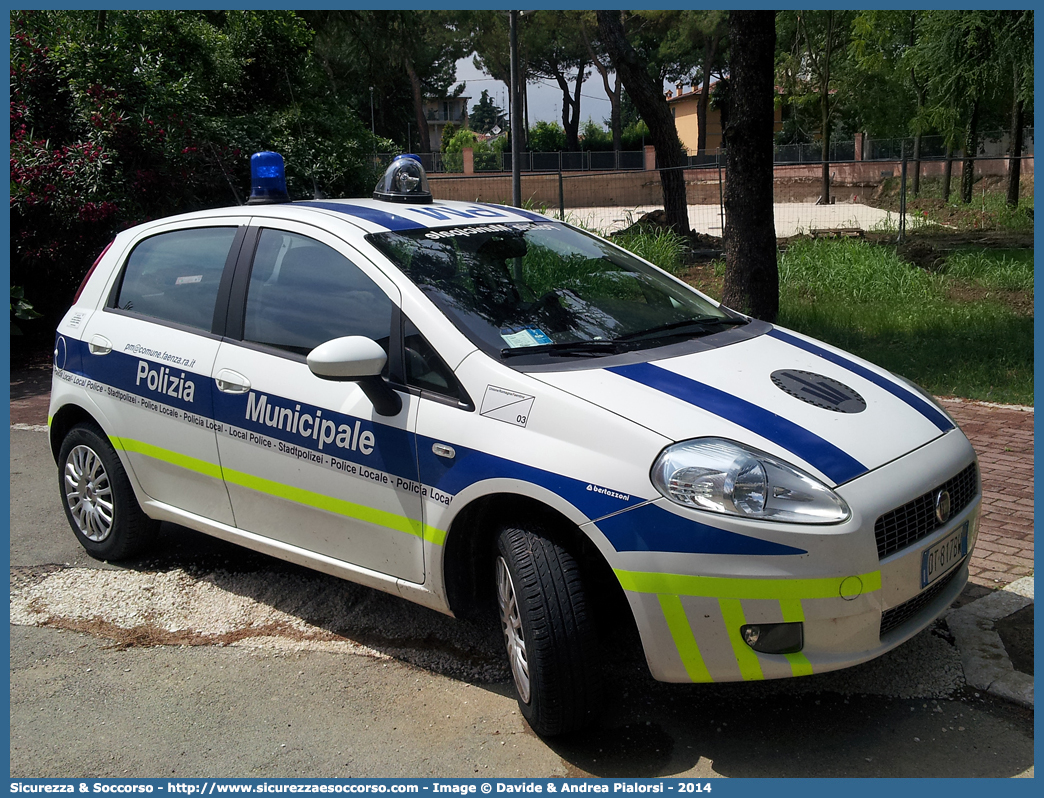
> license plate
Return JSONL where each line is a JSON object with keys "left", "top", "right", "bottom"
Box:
{"left": 921, "top": 521, "right": 969, "bottom": 589}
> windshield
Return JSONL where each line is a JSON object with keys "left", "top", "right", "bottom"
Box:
{"left": 368, "top": 221, "right": 740, "bottom": 361}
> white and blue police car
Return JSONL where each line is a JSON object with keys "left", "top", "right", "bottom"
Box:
{"left": 50, "top": 152, "right": 980, "bottom": 736}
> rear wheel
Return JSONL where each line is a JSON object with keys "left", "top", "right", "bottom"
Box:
{"left": 494, "top": 523, "right": 601, "bottom": 736}
{"left": 58, "top": 423, "right": 157, "bottom": 560}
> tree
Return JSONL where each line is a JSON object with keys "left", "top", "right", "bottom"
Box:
{"left": 1001, "top": 11, "right": 1033, "bottom": 206}
{"left": 307, "top": 11, "right": 470, "bottom": 154}
{"left": 651, "top": 10, "right": 728, "bottom": 153}
{"left": 10, "top": 10, "right": 380, "bottom": 319}
{"left": 597, "top": 10, "right": 690, "bottom": 234}
{"left": 527, "top": 12, "right": 589, "bottom": 151}
{"left": 850, "top": 12, "right": 924, "bottom": 190}
{"left": 909, "top": 12, "right": 1009, "bottom": 204}
{"left": 721, "top": 11, "right": 778, "bottom": 322}
{"left": 778, "top": 10, "right": 855, "bottom": 204}
{"left": 470, "top": 89, "right": 505, "bottom": 134}
{"left": 470, "top": 10, "right": 530, "bottom": 149}
{"left": 578, "top": 12, "right": 623, "bottom": 153}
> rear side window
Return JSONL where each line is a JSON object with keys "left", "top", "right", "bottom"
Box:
{"left": 114, "top": 227, "right": 237, "bottom": 331}
{"left": 242, "top": 229, "right": 393, "bottom": 356}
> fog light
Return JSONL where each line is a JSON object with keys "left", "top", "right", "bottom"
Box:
{"left": 740, "top": 622, "right": 803, "bottom": 654}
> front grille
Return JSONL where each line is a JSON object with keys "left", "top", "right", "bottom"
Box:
{"left": 880, "top": 564, "right": 962, "bottom": 638}
{"left": 874, "top": 462, "right": 978, "bottom": 559}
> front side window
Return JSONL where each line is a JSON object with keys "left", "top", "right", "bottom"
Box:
{"left": 243, "top": 229, "right": 393, "bottom": 357}
{"left": 114, "top": 227, "right": 237, "bottom": 330}
{"left": 368, "top": 221, "right": 741, "bottom": 363}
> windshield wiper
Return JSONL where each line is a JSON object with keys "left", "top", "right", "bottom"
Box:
{"left": 612, "top": 316, "right": 747, "bottom": 343}
{"left": 500, "top": 340, "right": 623, "bottom": 359}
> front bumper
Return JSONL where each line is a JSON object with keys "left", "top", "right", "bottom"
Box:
{"left": 598, "top": 429, "right": 979, "bottom": 683}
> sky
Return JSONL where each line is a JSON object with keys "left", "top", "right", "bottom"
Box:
{"left": 453, "top": 56, "right": 616, "bottom": 130}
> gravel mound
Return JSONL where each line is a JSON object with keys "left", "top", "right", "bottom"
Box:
{"left": 10, "top": 565, "right": 509, "bottom": 683}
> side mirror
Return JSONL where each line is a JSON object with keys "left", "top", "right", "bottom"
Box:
{"left": 307, "top": 336, "right": 401, "bottom": 417}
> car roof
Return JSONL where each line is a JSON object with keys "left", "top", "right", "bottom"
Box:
{"left": 124, "top": 198, "right": 554, "bottom": 238}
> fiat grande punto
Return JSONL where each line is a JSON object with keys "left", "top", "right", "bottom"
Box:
{"left": 50, "top": 153, "right": 980, "bottom": 735}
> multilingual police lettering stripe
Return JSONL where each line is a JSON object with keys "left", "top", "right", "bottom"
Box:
{"left": 768, "top": 328, "right": 953, "bottom": 432}
{"left": 607, "top": 362, "right": 868, "bottom": 485}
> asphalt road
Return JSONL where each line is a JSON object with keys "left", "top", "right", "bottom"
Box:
{"left": 9, "top": 428, "right": 1034, "bottom": 778}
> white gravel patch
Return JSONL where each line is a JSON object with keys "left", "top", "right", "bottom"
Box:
{"left": 11, "top": 564, "right": 965, "bottom": 699}
{"left": 10, "top": 565, "right": 509, "bottom": 682}
{"left": 558, "top": 202, "right": 912, "bottom": 238}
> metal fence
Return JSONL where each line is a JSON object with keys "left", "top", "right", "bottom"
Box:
{"left": 381, "top": 128, "right": 1032, "bottom": 178}
{"left": 426, "top": 155, "right": 1031, "bottom": 241}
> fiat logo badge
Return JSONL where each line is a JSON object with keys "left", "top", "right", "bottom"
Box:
{"left": 935, "top": 490, "right": 952, "bottom": 524}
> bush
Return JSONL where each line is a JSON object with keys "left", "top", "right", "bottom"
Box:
{"left": 527, "top": 120, "right": 566, "bottom": 152}
{"left": 442, "top": 127, "right": 499, "bottom": 172}
{"left": 580, "top": 119, "right": 612, "bottom": 151}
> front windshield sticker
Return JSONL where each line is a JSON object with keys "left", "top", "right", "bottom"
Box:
{"left": 500, "top": 326, "right": 553, "bottom": 348}
{"left": 479, "top": 385, "right": 535, "bottom": 428}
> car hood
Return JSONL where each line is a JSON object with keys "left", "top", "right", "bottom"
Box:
{"left": 528, "top": 326, "right": 955, "bottom": 487}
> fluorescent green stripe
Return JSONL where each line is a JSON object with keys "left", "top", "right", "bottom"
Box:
{"left": 615, "top": 568, "right": 881, "bottom": 600}
{"left": 424, "top": 526, "right": 448, "bottom": 547}
{"left": 112, "top": 436, "right": 223, "bottom": 479}
{"left": 47, "top": 415, "right": 54, "bottom": 427}
{"left": 719, "top": 598, "right": 764, "bottom": 681}
{"left": 785, "top": 652, "right": 814, "bottom": 677}
{"left": 111, "top": 436, "right": 444, "bottom": 545}
{"left": 658, "top": 595, "right": 713, "bottom": 683}
{"left": 779, "top": 598, "right": 804, "bottom": 623}
{"left": 777, "top": 599, "right": 813, "bottom": 676}
{"left": 223, "top": 466, "right": 424, "bottom": 538}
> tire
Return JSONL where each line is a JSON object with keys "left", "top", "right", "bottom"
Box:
{"left": 494, "top": 523, "right": 601, "bottom": 736}
{"left": 58, "top": 423, "right": 157, "bottom": 561}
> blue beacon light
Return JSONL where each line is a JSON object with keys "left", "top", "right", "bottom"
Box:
{"left": 247, "top": 151, "right": 291, "bottom": 204}
{"left": 373, "top": 153, "right": 433, "bottom": 204}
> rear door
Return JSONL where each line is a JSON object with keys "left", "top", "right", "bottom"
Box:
{"left": 77, "top": 221, "right": 245, "bottom": 524}
{"left": 211, "top": 221, "right": 426, "bottom": 582}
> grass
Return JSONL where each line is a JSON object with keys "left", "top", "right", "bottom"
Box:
{"left": 875, "top": 176, "right": 1035, "bottom": 232}
{"left": 942, "top": 248, "right": 1034, "bottom": 292}
{"left": 611, "top": 227, "right": 687, "bottom": 275}
{"left": 775, "top": 239, "right": 1033, "bottom": 405}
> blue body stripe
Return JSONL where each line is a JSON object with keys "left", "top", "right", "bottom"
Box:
{"left": 768, "top": 329, "right": 953, "bottom": 432}
{"left": 295, "top": 201, "right": 426, "bottom": 231}
{"left": 593, "top": 503, "right": 806, "bottom": 556}
{"left": 608, "top": 362, "right": 868, "bottom": 485}
{"left": 64, "top": 336, "right": 805, "bottom": 556}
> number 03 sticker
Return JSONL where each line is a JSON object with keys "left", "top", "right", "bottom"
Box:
{"left": 480, "top": 385, "right": 535, "bottom": 428}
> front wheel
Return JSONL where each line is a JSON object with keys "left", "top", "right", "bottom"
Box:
{"left": 58, "top": 423, "right": 157, "bottom": 560}
{"left": 495, "top": 523, "right": 601, "bottom": 736}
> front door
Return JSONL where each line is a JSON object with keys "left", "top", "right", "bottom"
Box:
{"left": 211, "top": 222, "right": 425, "bottom": 583}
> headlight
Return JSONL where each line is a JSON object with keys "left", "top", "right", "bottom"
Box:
{"left": 651, "top": 438, "right": 850, "bottom": 524}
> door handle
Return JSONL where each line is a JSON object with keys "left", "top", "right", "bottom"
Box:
{"left": 215, "top": 369, "right": 251, "bottom": 394}
{"left": 432, "top": 443, "right": 455, "bottom": 459}
{"left": 88, "top": 335, "right": 112, "bottom": 355}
